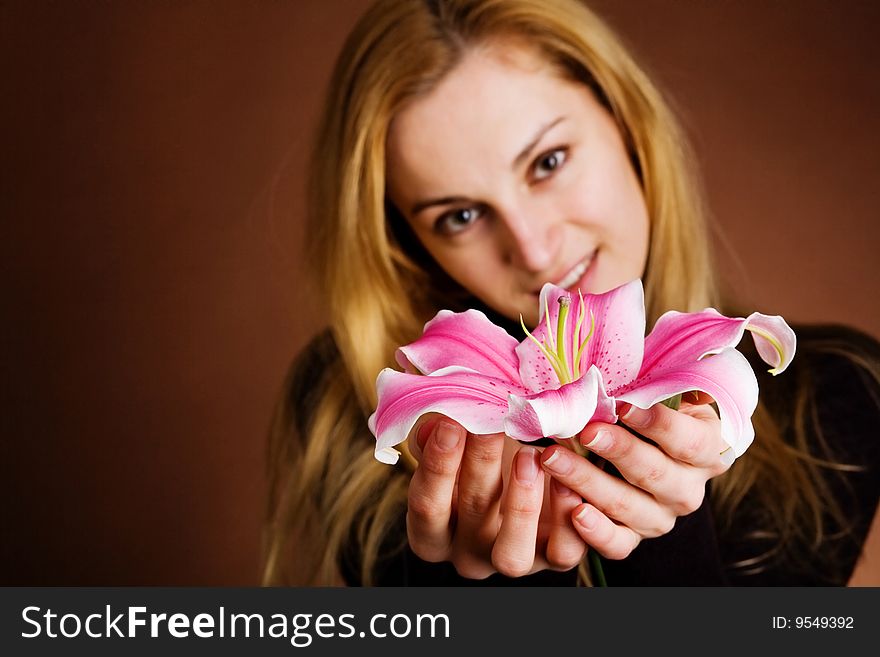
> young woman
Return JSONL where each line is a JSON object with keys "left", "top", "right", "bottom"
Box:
{"left": 262, "top": 0, "right": 880, "bottom": 586}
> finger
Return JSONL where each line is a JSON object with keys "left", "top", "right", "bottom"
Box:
{"left": 456, "top": 432, "right": 505, "bottom": 524}
{"left": 540, "top": 445, "right": 674, "bottom": 538}
{"left": 491, "top": 447, "right": 545, "bottom": 577}
{"left": 406, "top": 413, "right": 444, "bottom": 462}
{"left": 406, "top": 420, "right": 466, "bottom": 562}
{"left": 676, "top": 402, "right": 733, "bottom": 467}
{"left": 544, "top": 478, "right": 587, "bottom": 571}
{"left": 616, "top": 402, "right": 730, "bottom": 471}
{"left": 578, "top": 423, "right": 705, "bottom": 514}
{"left": 571, "top": 503, "right": 641, "bottom": 561}
{"left": 449, "top": 432, "right": 505, "bottom": 577}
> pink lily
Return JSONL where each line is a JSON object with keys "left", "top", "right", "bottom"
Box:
{"left": 369, "top": 280, "right": 795, "bottom": 466}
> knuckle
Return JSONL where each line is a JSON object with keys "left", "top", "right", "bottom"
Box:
{"left": 660, "top": 514, "right": 677, "bottom": 535}
{"left": 601, "top": 532, "right": 642, "bottom": 561}
{"left": 451, "top": 553, "right": 494, "bottom": 580}
{"left": 492, "top": 550, "right": 534, "bottom": 578}
{"left": 406, "top": 521, "right": 447, "bottom": 563}
{"left": 564, "top": 464, "right": 594, "bottom": 492}
{"left": 408, "top": 540, "right": 446, "bottom": 563}
{"left": 598, "top": 541, "right": 630, "bottom": 561}
{"left": 674, "top": 482, "right": 705, "bottom": 516}
{"left": 608, "top": 431, "right": 635, "bottom": 460}
{"left": 506, "top": 494, "right": 543, "bottom": 518}
{"left": 676, "top": 434, "right": 703, "bottom": 463}
{"left": 646, "top": 514, "right": 677, "bottom": 538}
{"left": 651, "top": 406, "right": 674, "bottom": 435}
{"left": 419, "top": 446, "right": 459, "bottom": 477}
{"left": 407, "top": 486, "right": 442, "bottom": 520}
{"left": 634, "top": 462, "right": 667, "bottom": 489}
{"left": 604, "top": 490, "right": 633, "bottom": 520}
{"left": 608, "top": 547, "right": 632, "bottom": 561}
{"left": 457, "top": 485, "right": 500, "bottom": 518}
{"left": 464, "top": 439, "right": 502, "bottom": 467}
{"left": 546, "top": 541, "right": 587, "bottom": 571}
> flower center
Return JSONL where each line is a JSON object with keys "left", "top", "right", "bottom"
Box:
{"left": 521, "top": 292, "right": 595, "bottom": 385}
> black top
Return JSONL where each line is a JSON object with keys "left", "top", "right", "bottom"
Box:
{"left": 295, "top": 324, "right": 880, "bottom": 586}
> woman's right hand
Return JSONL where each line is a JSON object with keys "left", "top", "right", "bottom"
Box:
{"left": 405, "top": 415, "right": 588, "bottom": 579}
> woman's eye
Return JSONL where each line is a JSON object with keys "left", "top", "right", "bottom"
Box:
{"left": 434, "top": 206, "right": 483, "bottom": 236}
{"left": 531, "top": 147, "right": 568, "bottom": 181}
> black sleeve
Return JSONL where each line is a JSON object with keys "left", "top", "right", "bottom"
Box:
{"left": 722, "top": 339, "right": 880, "bottom": 586}
{"left": 600, "top": 479, "right": 729, "bottom": 586}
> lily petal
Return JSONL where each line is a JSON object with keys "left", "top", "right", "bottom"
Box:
{"left": 514, "top": 337, "right": 562, "bottom": 394}
{"left": 514, "top": 284, "right": 569, "bottom": 392}
{"left": 369, "top": 366, "right": 528, "bottom": 464}
{"left": 743, "top": 312, "right": 797, "bottom": 375}
{"left": 516, "top": 280, "right": 646, "bottom": 392}
{"left": 505, "top": 366, "right": 615, "bottom": 441}
{"left": 615, "top": 348, "right": 759, "bottom": 457}
{"left": 397, "top": 309, "right": 521, "bottom": 381}
{"left": 641, "top": 308, "right": 796, "bottom": 381}
{"left": 577, "top": 280, "right": 646, "bottom": 389}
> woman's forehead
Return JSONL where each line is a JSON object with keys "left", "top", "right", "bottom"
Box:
{"left": 385, "top": 43, "right": 588, "bottom": 198}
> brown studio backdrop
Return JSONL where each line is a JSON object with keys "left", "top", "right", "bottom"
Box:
{"left": 1, "top": 0, "right": 878, "bottom": 585}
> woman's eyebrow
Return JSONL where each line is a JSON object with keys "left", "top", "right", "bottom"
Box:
{"left": 410, "top": 195, "right": 470, "bottom": 217}
{"left": 409, "top": 116, "right": 567, "bottom": 217}
{"left": 512, "top": 116, "right": 566, "bottom": 169}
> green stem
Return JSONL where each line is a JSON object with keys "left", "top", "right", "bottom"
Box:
{"left": 585, "top": 393, "right": 684, "bottom": 587}
{"left": 589, "top": 548, "right": 607, "bottom": 587}
{"left": 585, "top": 451, "right": 609, "bottom": 587}
{"left": 659, "top": 393, "right": 682, "bottom": 410}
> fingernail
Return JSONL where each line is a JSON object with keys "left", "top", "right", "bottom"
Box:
{"left": 584, "top": 429, "right": 612, "bottom": 452}
{"left": 515, "top": 447, "right": 540, "bottom": 484}
{"left": 541, "top": 447, "right": 569, "bottom": 474}
{"left": 575, "top": 504, "right": 598, "bottom": 530}
{"left": 435, "top": 421, "right": 462, "bottom": 450}
{"left": 620, "top": 404, "right": 648, "bottom": 429}
{"left": 416, "top": 419, "right": 437, "bottom": 451}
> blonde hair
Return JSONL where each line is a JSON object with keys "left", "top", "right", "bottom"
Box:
{"left": 262, "top": 0, "right": 859, "bottom": 586}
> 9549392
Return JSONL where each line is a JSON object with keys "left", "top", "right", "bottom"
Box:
{"left": 772, "top": 617, "right": 854, "bottom": 629}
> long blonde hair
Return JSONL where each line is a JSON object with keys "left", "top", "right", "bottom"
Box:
{"left": 262, "top": 0, "right": 859, "bottom": 586}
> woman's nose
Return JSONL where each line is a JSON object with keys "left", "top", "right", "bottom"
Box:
{"left": 498, "top": 206, "right": 560, "bottom": 273}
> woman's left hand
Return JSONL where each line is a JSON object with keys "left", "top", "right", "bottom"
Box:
{"left": 538, "top": 393, "right": 732, "bottom": 560}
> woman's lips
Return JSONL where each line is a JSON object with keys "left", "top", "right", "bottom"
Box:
{"left": 552, "top": 250, "right": 598, "bottom": 292}
{"left": 556, "top": 258, "right": 589, "bottom": 289}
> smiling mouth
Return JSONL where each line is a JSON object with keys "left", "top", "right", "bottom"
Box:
{"left": 552, "top": 251, "right": 596, "bottom": 290}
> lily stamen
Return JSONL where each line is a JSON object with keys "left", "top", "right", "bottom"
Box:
{"left": 574, "top": 307, "right": 596, "bottom": 377}
{"left": 520, "top": 315, "right": 568, "bottom": 383}
{"left": 521, "top": 293, "right": 597, "bottom": 385}
{"left": 556, "top": 297, "right": 571, "bottom": 383}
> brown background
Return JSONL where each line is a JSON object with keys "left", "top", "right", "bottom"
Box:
{"left": 2, "top": 1, "right": 878, "bottom": 585}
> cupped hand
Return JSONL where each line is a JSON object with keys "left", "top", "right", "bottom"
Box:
{"left": 405, "top": 416, "right": 587, "bottom": 579}
{"left": 538, "top": 392, "right": 732, "bottom": 560}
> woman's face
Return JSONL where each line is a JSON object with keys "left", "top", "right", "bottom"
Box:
{"left": 386, "top": 42, "right": 650, "bottom": 327}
